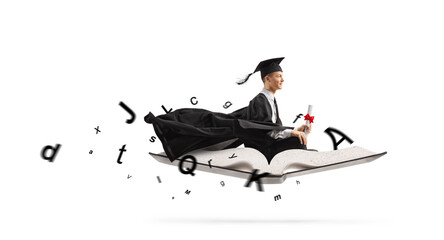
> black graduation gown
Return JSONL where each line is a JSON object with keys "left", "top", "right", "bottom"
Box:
{"left": 144, "top": 93, "right": 293, "bottom": 162}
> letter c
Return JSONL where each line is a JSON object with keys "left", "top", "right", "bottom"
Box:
{"left": 190, "top": 97, "right": 198, "bottom": 105}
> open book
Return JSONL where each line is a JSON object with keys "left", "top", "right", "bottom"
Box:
{"left": 149, "top": 146, "right": 387, "bottom": 184}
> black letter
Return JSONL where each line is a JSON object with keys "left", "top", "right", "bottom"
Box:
{"left": 223, "top": 101, "right": 232, "bottom": 109}
{"left": 324, "top": 127, "right": 354, "bottom": 150}
{"left": 293, "top": 113, "right": 303, "bottom": 123}
{"left": 41, "top": 144, "right": 61, "bottom": 162}
{"left": 190, "top": 97, "right": 198, "bottom": 105}
{"left": 178, "top": 155, "right": 197, "bottom": 176}
{"left": 117, "top": 144, "right": 127, "bottom": 164}
{"left": 119, "top": 101, "right": 136, "bottom": 124}
{"left": 161, "top": 105, "right": 172, "bottom": 114}
{"left": 244, "top": 169, "right": 270, "bottom": 192}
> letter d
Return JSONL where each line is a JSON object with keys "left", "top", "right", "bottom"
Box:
{"left": 41, "top": 144, "right": 62, "bottom": 162}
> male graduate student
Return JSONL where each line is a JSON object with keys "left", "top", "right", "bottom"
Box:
{"left": 235, "top": 57, "right": 311, "bottom": 163}
{"left": 145, "top": 57, "right": 311, "bottom": 164}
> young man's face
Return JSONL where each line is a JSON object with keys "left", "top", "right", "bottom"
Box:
{"left": 265, "top": 71, "right": 284, "bottom": 91}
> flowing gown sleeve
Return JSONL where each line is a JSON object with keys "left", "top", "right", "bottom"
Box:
{"left": 144, "top": 94, "right": 292, "bottom": 161}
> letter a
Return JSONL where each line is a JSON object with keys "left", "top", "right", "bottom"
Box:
{"left": 324, "top": 127, "right": 354, "bottom": 150}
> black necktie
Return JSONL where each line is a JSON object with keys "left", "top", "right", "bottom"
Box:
{"left": 274, "top": 98, "right": 280, "bottom": 123}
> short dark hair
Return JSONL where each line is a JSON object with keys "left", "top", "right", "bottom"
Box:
{"left": 261, "top": 72, "right": 273, "bottom": 83}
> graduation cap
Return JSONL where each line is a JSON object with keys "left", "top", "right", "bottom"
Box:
{"left": 236, "top": 57, "right": 285, "bottom": 85}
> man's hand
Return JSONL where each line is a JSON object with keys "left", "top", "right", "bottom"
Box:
{"left": 291, "top": 130, "right": 307, "bottom": 145}
{"left": 291, "top": 124, "right": 312, "bottom": 145}
{"left": 297, "top": 124, "right": 312, "bottom": 133}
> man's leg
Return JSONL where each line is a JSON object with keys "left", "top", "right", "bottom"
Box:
{"left": 269, "top": 137, "right": 307, "bottom": 162}
{"left": 244, "top": 143, "right": 273, "bottom": 164}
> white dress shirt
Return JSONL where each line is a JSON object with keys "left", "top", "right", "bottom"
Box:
{"left": 259, "top": 88, "right": 292, "bottom": 139}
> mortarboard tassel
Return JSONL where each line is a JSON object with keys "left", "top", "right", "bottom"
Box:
{"left": 236, "top": 72, "right": 254, "bottom": 85}
{"left": 236, "top": 57, "right": 284, "bottom": 85}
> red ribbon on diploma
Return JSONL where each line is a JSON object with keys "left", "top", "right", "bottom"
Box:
{"left": 304, "top": 113, "right": 314, "bottom": 124}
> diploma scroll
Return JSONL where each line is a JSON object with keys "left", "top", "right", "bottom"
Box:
{"left": 304, "top": 105, "right": 313, "bottom": 135}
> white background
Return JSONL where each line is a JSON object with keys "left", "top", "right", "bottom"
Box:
{"left": 1, "top": 0, "right": 443, "bottom": 239}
